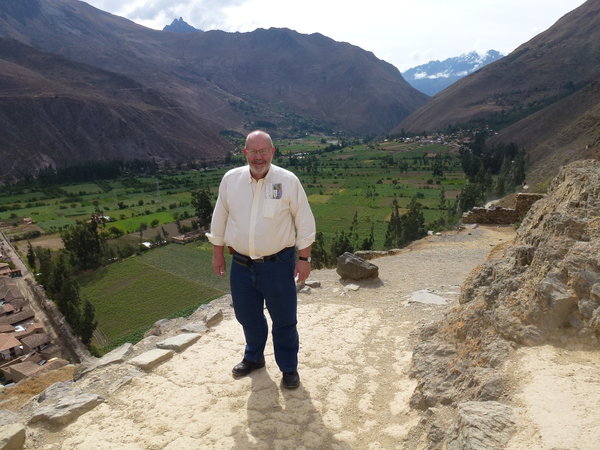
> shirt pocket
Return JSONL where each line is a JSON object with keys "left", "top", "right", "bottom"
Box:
{"left": 263, "top": 199, "right": 281, "bottom": 218}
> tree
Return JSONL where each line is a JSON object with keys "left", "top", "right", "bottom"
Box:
{"left": 438, "top": 189, "right": 446, "bottom": 210}
{"left": 384, "top": 198, "right": 402, "bottom": 249}
{"left": 49, "top": 252, "right": 69, "bottom": 297}
{"left": 349, "top": 211, "right": 359, "bottom": 250}
{"left": 78, "top": 300, "right": 98, "bottom": 346}
{"left": 360, "top": 224, "right": 375, "bottom": 251}
{"left": 61, "top": 219, "right": 107, "bottom": 271}
{"left": 311, "top": 232, "right": 328, "bottom": 269}
{"left": 432, "top": 155, "right": 444, "bottom": 178}
{"left": 402, "top": 198, "right": 426, "bottom": 242}
{"left": 495, "top": 174, "right": 506, "bottom": 198}
{"left": 26, "top": 241, "right": 36, "bottom": 269}
{"left": 330, "top": 230, "right": 353, "bottom": 265}
{"left": 191, "top": 189, "right": 213, "bottom": 228}
{"left": 458, "top": 183, "right": 486, "bottom": 212}
{"left": 55, "top": 275, "right": 81, "bottom": 332}
{"left": 36, "top": 247, "right": 53, "bottom": 288}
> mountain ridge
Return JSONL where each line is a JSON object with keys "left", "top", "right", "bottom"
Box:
{"left": 402, "top": 50, "right": 504, "bottom": 96}
{"left": 0, "top": 0, "right": 427, "bottom": 139}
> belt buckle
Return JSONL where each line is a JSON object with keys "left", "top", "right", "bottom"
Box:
{"left": 254, "top": 257, "right": 264, "bottom": 263}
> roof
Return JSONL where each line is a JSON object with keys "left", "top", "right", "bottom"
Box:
{"left": 0, "top": 304, "right": 15, "bottom": 314}
{"left": 9, "top": 361, "right": 41, "bottom": 378}
{"left": 0, "top": 278, "right": 19, "bottom": 291}
{"left": 0, "top": 285, "right": 24, "bottom": 303}
{"left": 20, "top": 333, "right": 50, "bottom": 349}
{"left": 7, "top": 298, "right": 27, "bottom": 310}
{"left": 0, "top": 308, "right": 34, "bottom": 326}
{"left": 0, "top": 334, "right": 22, "bottom": 352}
{"left": 0, "top": 324, "right": 15, "bottom": 333}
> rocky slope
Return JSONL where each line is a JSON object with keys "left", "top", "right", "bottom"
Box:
{"left": 0, "top": 38, "right": 230, "bottom": 179}
{"left": 410, "top": 159, "right": 600, "bottom": 446}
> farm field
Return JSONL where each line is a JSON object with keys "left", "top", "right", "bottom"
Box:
{"left": 78, "top": 243, "right": 229, "bottom": 351}
{"left": 0, "top": 137, "right": 464, "bottom": 249}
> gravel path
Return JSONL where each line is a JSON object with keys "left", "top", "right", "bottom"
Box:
{"left": 27, "top": 226, "right": 515, "bottom": 449}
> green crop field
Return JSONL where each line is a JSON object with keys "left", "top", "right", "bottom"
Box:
{"left": 79, "top": 243, "right": 229, "bottom": 351}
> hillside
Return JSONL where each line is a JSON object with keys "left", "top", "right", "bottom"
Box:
{"left": 0, "top": 38, "right": 230, "bottom": 180}
{"left": 393, "top": 0, "right": 600, "bottom": 182}
{"left": 490, "top": 76, "right": 600, "bottom": 186}
{"left": 0, "top": 0, "right": 427, "bottom": 178}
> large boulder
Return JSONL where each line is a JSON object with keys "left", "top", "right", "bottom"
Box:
{"left": 336, "top": 252, "right": 379, "bottom": 280}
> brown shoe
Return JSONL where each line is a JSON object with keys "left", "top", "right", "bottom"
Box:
{"left": 232, "top": 359, "right": 265, "bottom": 377}
{"left": 281, "top": 371, "right": 300, "bottom": 389}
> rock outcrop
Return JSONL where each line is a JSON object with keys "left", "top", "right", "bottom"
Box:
{"left": 410, "top": 160, "right": 600, "bottom": 446}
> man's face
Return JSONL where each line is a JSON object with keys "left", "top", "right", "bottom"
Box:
{"left": 244, "top": 135, "right": 275, "bottom": 180}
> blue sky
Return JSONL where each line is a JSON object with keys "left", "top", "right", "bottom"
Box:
{"left": 83, "top": 0, "right": 587, "bottom": 71}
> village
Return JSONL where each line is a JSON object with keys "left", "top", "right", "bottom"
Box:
{"left": 0, "top": 231, "right": 70, "bottom": 387}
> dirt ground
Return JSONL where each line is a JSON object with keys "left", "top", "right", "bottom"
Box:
{"left": 17, "top": 225, "right": 600, "bottom": 449}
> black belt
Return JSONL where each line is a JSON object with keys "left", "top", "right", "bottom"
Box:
{"left": 232, "top": 247, "right": 293, "bottom": 267}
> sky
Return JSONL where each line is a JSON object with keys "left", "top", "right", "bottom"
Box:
{"left": 83, "top": 0, "right": 587, "bottom": 72}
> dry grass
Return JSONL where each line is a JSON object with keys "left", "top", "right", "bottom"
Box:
{"left": 0, "top": 365, "right": 74, "bottom": 412}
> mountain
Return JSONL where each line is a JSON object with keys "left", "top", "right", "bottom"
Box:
{"left": 402, "top": 50, "right": 503, "bottom": 96}
{"left": 0, "top": 0, "right": 427, "bottom": 179}
{"left": 0, "top": 38, "right": 229, "bottom": 180}
{"left": 393, "top": 0, "right": 600, "bottom": 185}
{"left": 163, "top": 17, "right": 202, "bottom": 33}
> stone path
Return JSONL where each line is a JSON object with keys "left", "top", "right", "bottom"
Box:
{"left": 25, "top": 226, "right": 515, "bottom": 449}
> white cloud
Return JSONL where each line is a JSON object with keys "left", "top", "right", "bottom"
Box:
{"left": 428, "top": 72, "right": 451, "bottom": 80}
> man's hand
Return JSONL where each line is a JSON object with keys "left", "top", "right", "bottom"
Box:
{"left": 294, "top": 260, "right": 311, "bottom": 283}
{"left": 212, "top": 245, "right": 227, "bottom": 277}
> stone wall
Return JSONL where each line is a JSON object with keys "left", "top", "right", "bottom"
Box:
{"left": 462, "top": 193, "right": 544, "bottom": 224}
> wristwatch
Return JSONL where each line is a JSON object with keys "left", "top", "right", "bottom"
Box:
{"left": 298, "top": 256, "right": 312, "bottom": 262}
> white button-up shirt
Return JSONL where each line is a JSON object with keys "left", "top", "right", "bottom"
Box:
{"left": 206, "top": 164, "right": 316, "bottom": 259}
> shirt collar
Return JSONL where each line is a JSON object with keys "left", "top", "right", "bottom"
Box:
{"left": 246, "top": 164, "right": 276, "bottom": 184}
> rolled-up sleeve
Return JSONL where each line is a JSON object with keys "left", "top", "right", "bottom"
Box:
{"left": 205, "top": 177, "right": 229, "bottom": 246}
{"left": 291, "top": 178, "right": 316, "bottom": 250}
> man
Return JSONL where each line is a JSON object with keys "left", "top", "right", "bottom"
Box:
{"left": 206, "top": 130, "right": 316, "bottom": 389}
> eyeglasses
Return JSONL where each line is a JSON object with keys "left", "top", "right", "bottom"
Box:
{"left": 246, "top": 148, "right": 272, "bottom": 156}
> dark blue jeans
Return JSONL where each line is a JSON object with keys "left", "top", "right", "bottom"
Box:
{"left": 230, "top": 246, "right": 299, "bottom": 372}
